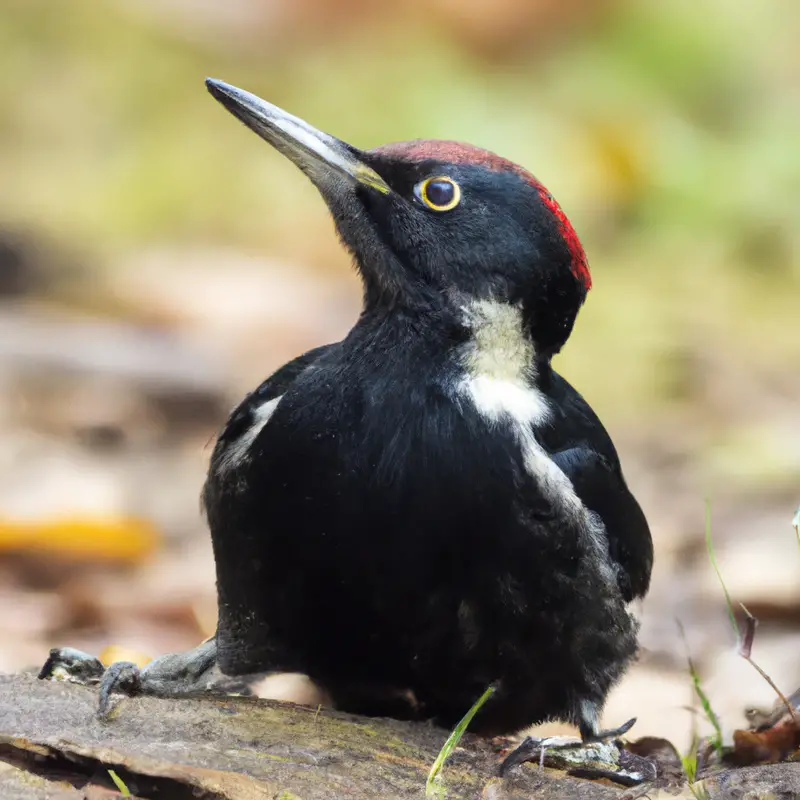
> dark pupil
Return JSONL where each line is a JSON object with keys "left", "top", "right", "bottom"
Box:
{"left": 426, "top": 180, "right": 454, "bottom": 207}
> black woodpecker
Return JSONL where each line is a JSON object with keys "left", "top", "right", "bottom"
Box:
{"left": 41, "top": 79, "right": 653, "bottom": 756}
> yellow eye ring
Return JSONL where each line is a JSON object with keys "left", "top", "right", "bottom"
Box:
{"left": 415, "top": 176, "right": 461, "bottom": 212}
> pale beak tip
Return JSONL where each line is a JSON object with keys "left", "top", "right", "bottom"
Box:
{"left": 205, "top": 78, "right": 232, "bottom": 102}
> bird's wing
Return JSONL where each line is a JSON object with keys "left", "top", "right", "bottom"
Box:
{"left": 538, "top": 367, "right": 653, "bottom": 601}
{"left": 203, "top": 342, "right": 337, "bottom": 492}
{"left": 211, "top": 343, "right": 335, "bottom": 454}
{"left": 551, "top": 446, "right": 652, "bottom": 601}
{"left": 197, "top": 344, "right": 336, "bottom": 660}
{"left": 250, "top": 343, "right": 335, "bottom": 402}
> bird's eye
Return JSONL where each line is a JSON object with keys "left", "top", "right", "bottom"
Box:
{"left": 414, "top": 176, "right": 461, "bottom": 212}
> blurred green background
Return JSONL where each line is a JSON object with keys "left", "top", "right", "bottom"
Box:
{"left": 0, "top": 0, "right": 798, "bottom": 749}
{"left": 3, "top": 0, "right": 799, "bottom": 429}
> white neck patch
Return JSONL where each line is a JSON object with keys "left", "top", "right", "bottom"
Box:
{"left": 456, "top": 300, "right": 579, "bottom": 513}
{"left": 458, "top": 300, "right": 549, "bottom": 426}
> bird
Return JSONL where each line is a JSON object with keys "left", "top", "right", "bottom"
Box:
{"left": 40, "top": 78, "right": 653, "bottom": 760}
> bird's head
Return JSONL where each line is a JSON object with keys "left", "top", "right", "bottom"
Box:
{"left": 207, "top": 79, "right": 591, "bottom": 356}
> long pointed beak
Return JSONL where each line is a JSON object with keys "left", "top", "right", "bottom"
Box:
{"left": 205, "top": 78, "right": 390, "bottom": 195}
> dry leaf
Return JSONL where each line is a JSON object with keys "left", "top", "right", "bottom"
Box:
{"left": 0, "top": 517, "right": 159, "bottom": 563}
{"left": 732, "top": 718, "right": 800, "bottom": 765}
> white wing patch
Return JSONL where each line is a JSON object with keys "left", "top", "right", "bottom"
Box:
{"left": 216, "top": 394, "right": 284, "bottom": 475}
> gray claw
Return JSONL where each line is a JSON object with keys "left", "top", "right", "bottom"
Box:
{"left": 38, "top": 647, "right": 106, "bottom": 685}
{"left": 98, "top": 661, "right": 142, "bottom": 716}
{"left": 583, "top": 716, "right": 637, "bottom": 743}
{"left": 498, "top": 736, "right": 540, "bottom": 776}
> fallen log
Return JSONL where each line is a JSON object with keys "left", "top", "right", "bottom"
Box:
{"left": 1, "top": 672, "right": 798, "bottom": 799}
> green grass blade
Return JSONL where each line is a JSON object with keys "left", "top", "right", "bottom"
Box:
{"left": 677, "top": 619, "right": 724, "bottom": 754}
{"left": 688, "top": 663, "right": 724, "bottom": 754}
{"left": 704, "top": 499, "right": 739, "bottom": 639}
{"left": 107, "top": 769, "right": 131, "bottom": 797}
{"left": 681, "top": 752, "right": 697, "bottom": 784}
{"left": 426, "top": 684, "right": 497, "bottom": 797}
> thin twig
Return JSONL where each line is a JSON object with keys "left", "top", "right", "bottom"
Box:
{"left": 738, "top": 604, "right": 797, "bottom": 724}
{"left": 706, "top": 508, "right": 796, "bottom": 725}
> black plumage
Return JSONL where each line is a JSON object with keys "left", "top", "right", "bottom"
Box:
{"left": 40, "top": 78, "right": 653, "bottom": 745}
{"left": 205, "top": 338, "right": 650, "bottom": 737}
{"left": 199, "top": 80, "right": 653, "bottom": 736}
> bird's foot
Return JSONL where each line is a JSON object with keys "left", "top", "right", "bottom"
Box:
{"left": 499, "top": 718, "right": 650, "bottom": 786}
{"left": 38, "top": 637, "right": 251, "bottom": 717}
